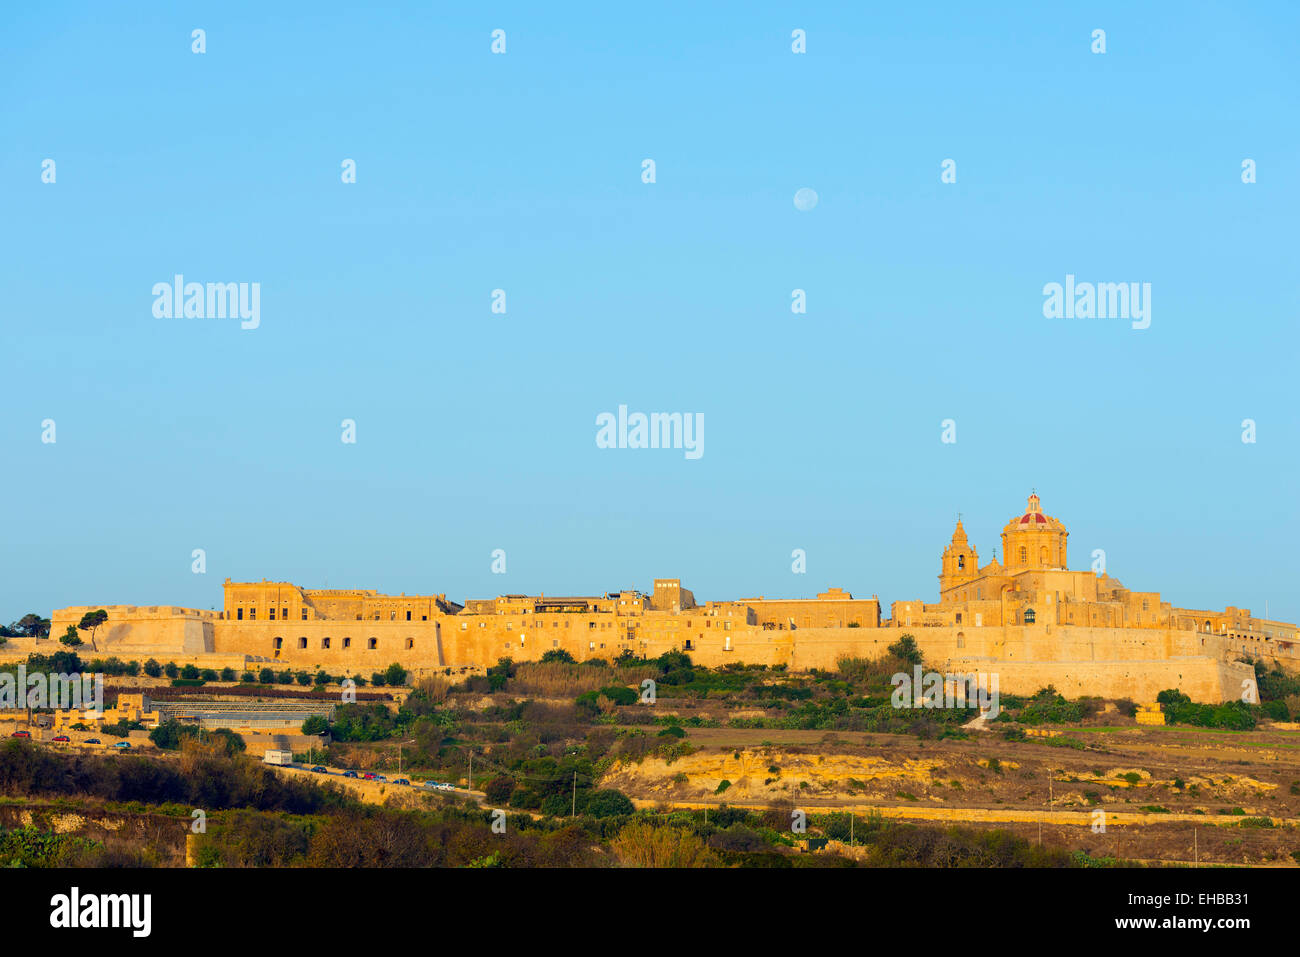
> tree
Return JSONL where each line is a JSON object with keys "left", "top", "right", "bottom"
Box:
{"left": 258, "top": 668, "right": 275, "bottom": 684}
{"left": 163, "top": 662, "right": 179, "bottom": 679}
{"left": 76, "top": 609, "right": 109, "bottom": 651}
{"left": 143, "top": 658, "right": 162, "bottom": 678}
{"left": 7, "top": 614, "right": 50, "bottom": 638}
{"left": 585, "top": 788, "right": 635, "bottom": 818}
{"left": 484, "top": 776, "right": 515, "bottom": 804}
{"left": 220, "top": 667, "right": 236, "bottom": 681}
{"left": 59, "top": 625, "right": 83, "bottom": 647}
{"left": 888, "top": 634, "right": 923, "bottom": 666}
{"left": 180, "top": 664, "right": 200, "bottom": 680}
{"left": 301, "top": 715, "right": 330, "bottom": 735}
{"left": 384, "top": 662, "right": 408, "bottom": 687}
{"left": 540, "top": 649, "right": 575, "bottom": 664}
{"left": 611, "top": 822, "right": 717, "bottom": 867}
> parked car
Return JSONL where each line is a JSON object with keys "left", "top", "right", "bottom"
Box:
{"left": 362, "top": 772, "right": 377, "bottom": 781}
{"left": 52, "top": 735, "right": 70, "bottom": 742}
{"left": 114, "top": 741, "right": 131, "bottom": 749}
{"left": 342, "top": 770, "right": 358, "bottom": 778}
{"left": 394, "top": 778, "right": 410, "bottom": 786}
{"left": 310, "top": 766, "right": 328, "bottom": 774}
{"left": 84, "top": 738, "right": 101, "bottom": 744}
{"left": 373, "top": 774, "right": 387, "bottom": 782}
{"left": 421, "top": 780, "right": 440, "bottom": 789}
{"left": 10, "top": 731, "right": 29, "bottom": 738}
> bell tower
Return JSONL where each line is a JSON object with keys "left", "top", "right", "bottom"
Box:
{"left": 939, "top": 517, "right": 979, "bottom": 594}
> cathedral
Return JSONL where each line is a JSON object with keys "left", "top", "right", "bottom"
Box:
{"left": 891, "top": 493, "right": 1293, "bottom": 644}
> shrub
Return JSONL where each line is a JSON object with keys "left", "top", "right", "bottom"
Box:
{"left": 585, "top": 789, "right": 635, "bottom": 818}
{"left": 484, "top": 776, "right": 515, "bottom": 804}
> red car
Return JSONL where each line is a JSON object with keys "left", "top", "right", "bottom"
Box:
{"left": 362, "top": 772, "right": 377, "bottom": 781}
{"left": 10, "top": 731, "right": 30, "bottom": 738}
{"left": 52, "top": 735, "right": 70, "bottom": 742}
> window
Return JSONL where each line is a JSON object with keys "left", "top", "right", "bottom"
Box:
{"left": 237, "top": 608, "right": 244, "bottom": 620}
{"left": 249, "top": 608, "right": 256, "bottom": 621}
{"left": 957, "top": 555, "right": 965, "bottom": 569}
{"left": 273, "top": 637, "right": 283, "bottom": 650}
{"left": 405, "top": 638, "right": 414, "bottom": 649}
{"left": 322, "top": 637, "right": 331, "bottom": 649}
{"left": 955, "top": 613, "right": 962, "bottom": 624}
{"left": 406, "top": 611, "right": 412, "bottom": 621}
{"left": 282, "top": 608, "right": 288, "bottom": 619}
{"left": 343, "top": 637, "right": 351, "bottom": 648}
{"left": 1019, "top": 547, "right": 1027, "bottom": 564}
{"left": 461, "top": 622, "right": 468, "bottom": 630}
{"left": 301, "top": 609, "right": 307, "bottom": 620}
{"left": 390, "top": 611, "right": 396, "bottom": 621}
{"left": 368, "top": 637, "right": 377, "bottom": 649}
{"left": 298, "top": 637, "right": 307, "bottom": 649}
{"left": 269, "top": 609, "right": 276, "bottom": 620}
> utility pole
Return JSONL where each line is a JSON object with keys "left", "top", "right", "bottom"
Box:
{"left": 571, "top": 771, "right": 577, "bottom": 817}
{"left": 850, "top": 812, "right": 854, "bottom": 847}
{"left": 1194, "top": 828, "right": 1198, "bottom": 865}
{"left": 467, "top": 750, "right": 472, "bottom": 793}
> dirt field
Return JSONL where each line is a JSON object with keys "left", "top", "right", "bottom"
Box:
{"left": 599, "top": 723, "right": 1300, "bottom": 865}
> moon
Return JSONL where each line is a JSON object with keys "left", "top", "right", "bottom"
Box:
{"left": 793, "top": 187, "right": 819, "bottom": 212}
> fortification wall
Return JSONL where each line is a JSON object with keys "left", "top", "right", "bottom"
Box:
{"left": 39, "top": 605, "right": 1285, "bottom": 703}
{"left": 48, "top": 605, "right": 215, "bottom": 658}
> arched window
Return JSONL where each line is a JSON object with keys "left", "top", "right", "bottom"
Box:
{"left": 1040, "top": 546, "right": 1048, "bottom": 565}
{"left": 957, "top": 555, "right": 965, "bottom": 569}
{"left": 298, "top": 636, "right": 307, "bottom": 649}
{"left": 1019, "top": 547, "right": 1027, "bottom": 564}
{"left": 322, "top": 637, "right": 330, "bottom": 649}
{"left": 1024, "top": 608, "right": 1036, "bottom": 624}
{"left": 368, "top": 637, "right": 378, "bottom": 649}
{"left": 273, "top": 637, "right": 283, "bottom": 650}
{"left": 405, "top": 637, "right": 414, "bottom": 649}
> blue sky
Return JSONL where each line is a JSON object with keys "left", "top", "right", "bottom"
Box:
{"left": 3, "top": 2, "right": 1297, "bottom": 624}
